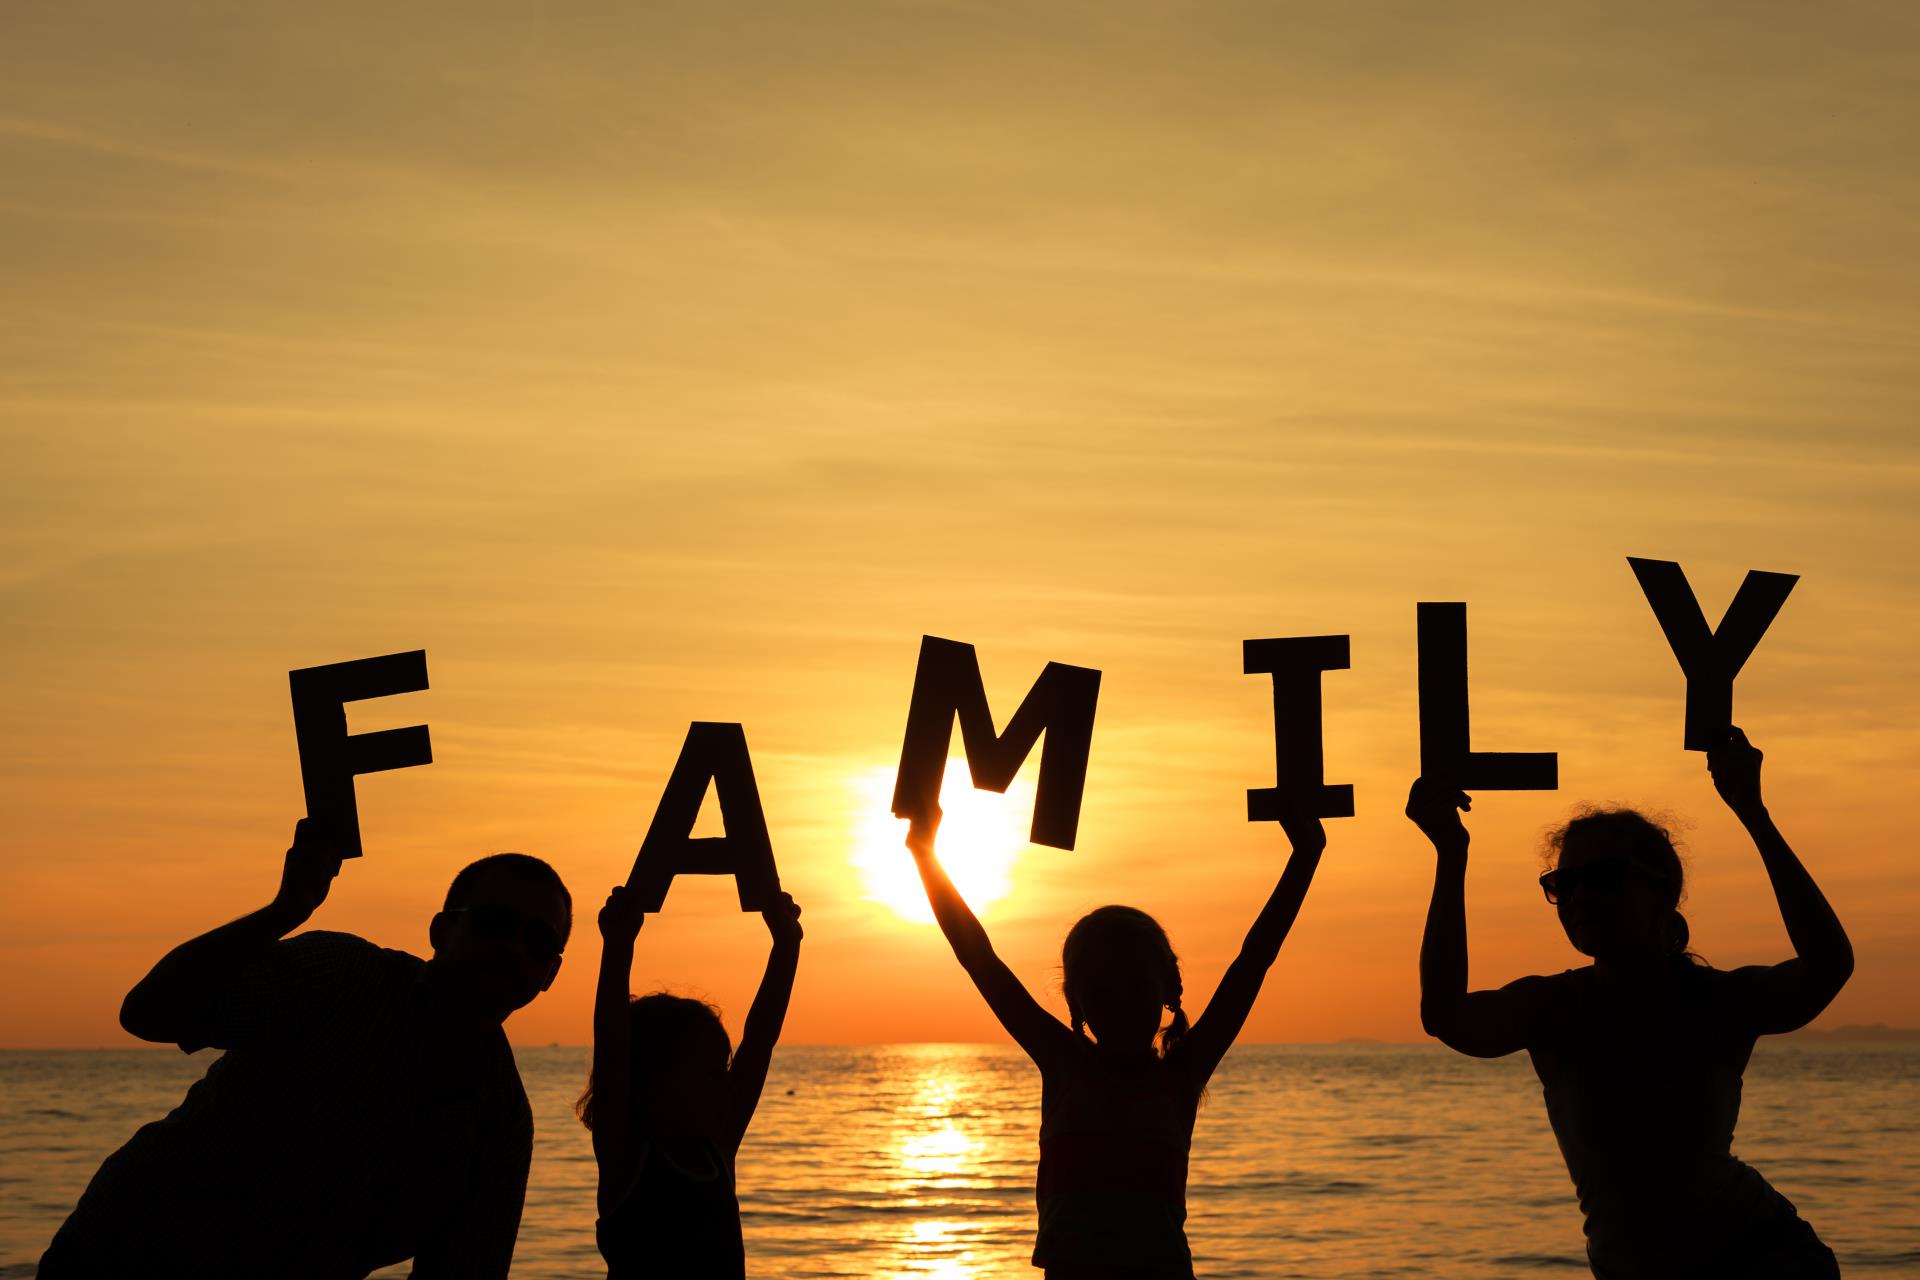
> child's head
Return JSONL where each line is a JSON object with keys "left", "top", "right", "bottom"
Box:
{"left": 1061, "top": 905, "right": 1187, "bottom": 1056}
{"left": 576, "top": 993, "right": 733, "bottom": 1136}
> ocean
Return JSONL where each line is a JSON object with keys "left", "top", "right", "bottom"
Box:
{"left": 3, "top": 1042, "right": 1915, "bottom": 1277}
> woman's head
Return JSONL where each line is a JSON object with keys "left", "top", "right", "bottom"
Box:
{"left": 1061, "top": 905, "right": 1187, "bottom": 1055}
{"left": 1541, "top": 808, "right": 1694, "bottom": 963}
{"left": 576, "top": 993, "right": 732, "bottom": 1135}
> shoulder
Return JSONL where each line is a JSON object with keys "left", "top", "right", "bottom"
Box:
{"left": 280, "top": 930, "right": 423, "bottom": 991}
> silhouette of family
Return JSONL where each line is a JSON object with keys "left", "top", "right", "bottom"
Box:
{"left": 39, "top": 727, "right": 1848, "bottom": 1279}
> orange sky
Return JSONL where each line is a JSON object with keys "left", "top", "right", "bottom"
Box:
{"left": 3, "top": 3, "right": 1917, "bottom": 1048}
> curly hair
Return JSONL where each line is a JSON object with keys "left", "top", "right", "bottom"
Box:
{"left": 1543, "top": 806, "right": 1704, "bottom": 963}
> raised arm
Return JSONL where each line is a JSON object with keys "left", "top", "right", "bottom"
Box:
{"left": 1409, "top": 779, "right": 1547, "bottom": 1058}
{"left": 588, "top": 885, "right": 644, "bottom": 1215}
{"left": 1712, "top": 728, "right": 1854, "bottom": 1035}
{"left": 118, "top": 818, "right": 341, "bottom": 1045}
{"left": 1178, "top": 808, "right": 1326, "bottom": 1085}
{"left": 724, "top": 891, "right": 802, "bottom": 1154}
{"left": 907, "top": 809, "right": 1072, "bottom": 1065}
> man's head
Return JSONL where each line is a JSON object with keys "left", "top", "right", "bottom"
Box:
{"left": 429, "top": 853, "right": 572, "bottom": 1022}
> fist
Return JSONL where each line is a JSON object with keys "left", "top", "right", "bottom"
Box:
{"left": 598, "top": 885, "right": 647, "bottom": 943}
{"left": 904, "top": 806, "right": 943, "bottom": 859}
{"left": 1707, "top": 725, "right": 1765, "bottom": 818}
{"left": 273, "top": 818, "right": 344, "bottom": 926}
{"left": 1405, "top": 778, "right": 1471, "bottom": 852}
{"left": 762, "top": 891, "right": 803, "bottom": 947}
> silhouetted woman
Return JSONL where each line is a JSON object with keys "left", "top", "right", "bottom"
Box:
{"left": 908, "top": 802, "right": 1326, "bottom": 1278}
{"left": 577, "top": 884, "right": 802, "bottom": 1279}
{"left": 1408, "top": 727, "right": 1851, "bottom": 1279}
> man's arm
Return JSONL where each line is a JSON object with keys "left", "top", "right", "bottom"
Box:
{"left": 725, "top": 892, "right": 802, "bottom": 1154}
{"left": 119, "top": 818, "right": 342, "bottom": 1046}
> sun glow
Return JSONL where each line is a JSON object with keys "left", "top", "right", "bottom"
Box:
{"left": 850, "top": 762, "right": 1037, "bottom": 924}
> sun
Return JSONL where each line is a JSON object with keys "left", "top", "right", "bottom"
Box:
{"left": 849, "top": 761, "right": 1037, "bottom": 924}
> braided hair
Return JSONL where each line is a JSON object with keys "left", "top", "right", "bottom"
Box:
{"left": 1061, "top": 905, "right": 1190, "bottom": 1056}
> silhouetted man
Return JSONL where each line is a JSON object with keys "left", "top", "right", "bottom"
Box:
{"left": 39, "top": 819, "right": 572, "bottom": 1278}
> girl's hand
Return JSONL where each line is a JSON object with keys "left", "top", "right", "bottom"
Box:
{"left": 1275, "top": 799, "right": 1327, "bottom": 855}
{"left": 1708, "top": 725, "right": 1766, "bottom": 820}
{"left": 762, "top": 891, "right": 803, "bottom": 948}
{"left": 905, "top": 806, "right": 943, "bottom": 859}
{"left": 598, "top": 885, "right": 646, "bottom": 944}
{"left": 1406, "top": 778, "right": 1471, "bottom": 854}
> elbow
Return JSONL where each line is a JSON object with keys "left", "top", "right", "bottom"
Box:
{"left": 118, "top": 987, "right": 169, "bottom": 1044}
{"left": 1418, "top": 1001, "right": 1452, "bottom": 1043}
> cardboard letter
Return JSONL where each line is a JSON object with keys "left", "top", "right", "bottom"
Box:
{"left": 1244, "top": 635, "right": 1354, "bottom": 820}
{"left": 1627, "top": 557, "right": 1798, "bottom": 751}
{"left": 1416, "top": 604, "right": 1557, "bottom": 790}
{"left": 628, "top": 722, "right": 780, "bottom": 912}
{"left": 890, "top": 635, "right": 1101, "bottom": 849}
{"left": 288, "top": 650, "right": 433, "bottom": 858}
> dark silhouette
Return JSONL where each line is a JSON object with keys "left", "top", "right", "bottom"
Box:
{"left": 579, "top": 882, "right": 802, "bottom": 1279}
{"left": 1410, "top": 727, "right": 1851, "bottom": 1278}
{"left": 39, "top": 818, "right": 572, "bottom": 1278}
{"left": 908, "top": 803, "right": 1325, "bottom": 1279}
{"left": 289, "top": 650, "right": 434, "bottom": 859}
{"left": 628, "top": 721, "right": 781, "bottom": 912}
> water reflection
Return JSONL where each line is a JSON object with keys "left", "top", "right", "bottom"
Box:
{"left": 884, "top": 1052, "right": 1004, "bottom": 1279}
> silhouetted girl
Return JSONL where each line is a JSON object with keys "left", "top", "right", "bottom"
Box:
{"left": 1408, "top": 727, "right": 1850, "bottom": 1279}
{"left": 908, "top": 803, "right": 1326, "bottom": 1278}
{"left": 578, "top": 884, "right": 802, "bottom": 1280}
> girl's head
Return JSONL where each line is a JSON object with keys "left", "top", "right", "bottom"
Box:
{"left": 576, "top": 993, "right": 732, "bottom": 1136}
{"left": 1061, "top": 906, "right": 1188, "bottom": 1056}
{"left": 1541, "top": 808, "right": 1696, "bottom": 964}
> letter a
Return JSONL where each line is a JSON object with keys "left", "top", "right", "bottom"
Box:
{"left": 628, "top": 723, "right": 781, "bottom": 912}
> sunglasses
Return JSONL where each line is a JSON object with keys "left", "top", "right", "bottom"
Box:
{"left": 1538, "top": 857, "right": 1670, "bottom": 905}
{"left": 447, "top": 904, "right": 565, "bottom": 962}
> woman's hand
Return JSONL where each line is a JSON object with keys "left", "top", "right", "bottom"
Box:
{"left": 1708, "top": 725, "right": 1766, "bottom": 821}
{"left": 1406, "top": 778, "right": 1471, "bottom": 855}
{"left": 597, "top": 884, "right": 646, "bottom": 945}
{"left": 762, "top": 890, "right": 803, "bottom": 948}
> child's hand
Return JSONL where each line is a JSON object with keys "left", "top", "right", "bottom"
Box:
{"left": 598, "top": 885, "right": 646, "bottom": 944}
{"left": 1273, "top": 798, "right": 1328, "bottom": 855}
{"left": 905, "top": 806, "right": 943, "bottom": 859}
{"left": 762, "top": 891, "right": 803, "bottom": 948}
{"left": 1708, "top": 725, "right": 1766, "bottom": 821}
{"left": 1405, "top": 778, "right": 1471, "bottom": 854}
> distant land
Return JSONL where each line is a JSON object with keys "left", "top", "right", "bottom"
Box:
{"left": 1782, "top": 1024, "right": 1920, "bottom": 1042}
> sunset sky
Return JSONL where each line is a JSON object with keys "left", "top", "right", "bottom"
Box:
{"left": 4, "top": 2, "right": 1916, "bottom": 1048}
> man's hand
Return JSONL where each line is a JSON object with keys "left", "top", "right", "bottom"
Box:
{"left": 762, "top": 891, "right": 803, "bottom": 948}
{"left": 1274, "top": 797, "right": 1328, "bottom": 856}
{"left": 270, "top": 818, "right": 343, "bottom": 930}
{"left": 1406, "top": 778, "right": 1471, "bottom": 856}
{"left": 598, "top": 885, "right": 646, "bottom": 945}
{"left": 1708, "top": 725, "right": 1766, "bottom": 822}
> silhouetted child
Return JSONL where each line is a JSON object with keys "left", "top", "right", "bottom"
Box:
{"left": 578, "top": 884, "right": 802, "bottom": 1280}
{"left": 1408, "top": 727, "right": 1850, "bottom": 1279}
{"left": 907, "top": 803, "right": 1326, "bottom": 1278}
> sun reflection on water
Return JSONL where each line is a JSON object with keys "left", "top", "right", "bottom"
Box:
{"left": 881, "top": 1055, "right": 1006, "bottom": 1279}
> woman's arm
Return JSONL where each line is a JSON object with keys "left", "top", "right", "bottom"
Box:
{"left": 119, "top": 818, "right": 341, "bottom": 1044}
{"left": 724, "top": 892, "right": 802, "bottom": 1154}
{"left": 589, "top": 885, "right": 644, "bottom": 1216}
{"left": 908, "top": 809, "right": 1072, "bottom": 1064}
{"left": 1712, "top": 728, "right": 1854, "bottom": 1034}
{"left": 1178, "top": 808, "right": 1325, "bottom": 1085}
{"left": 1409, "top": 779, "right": 1545, "bottom": 1058}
